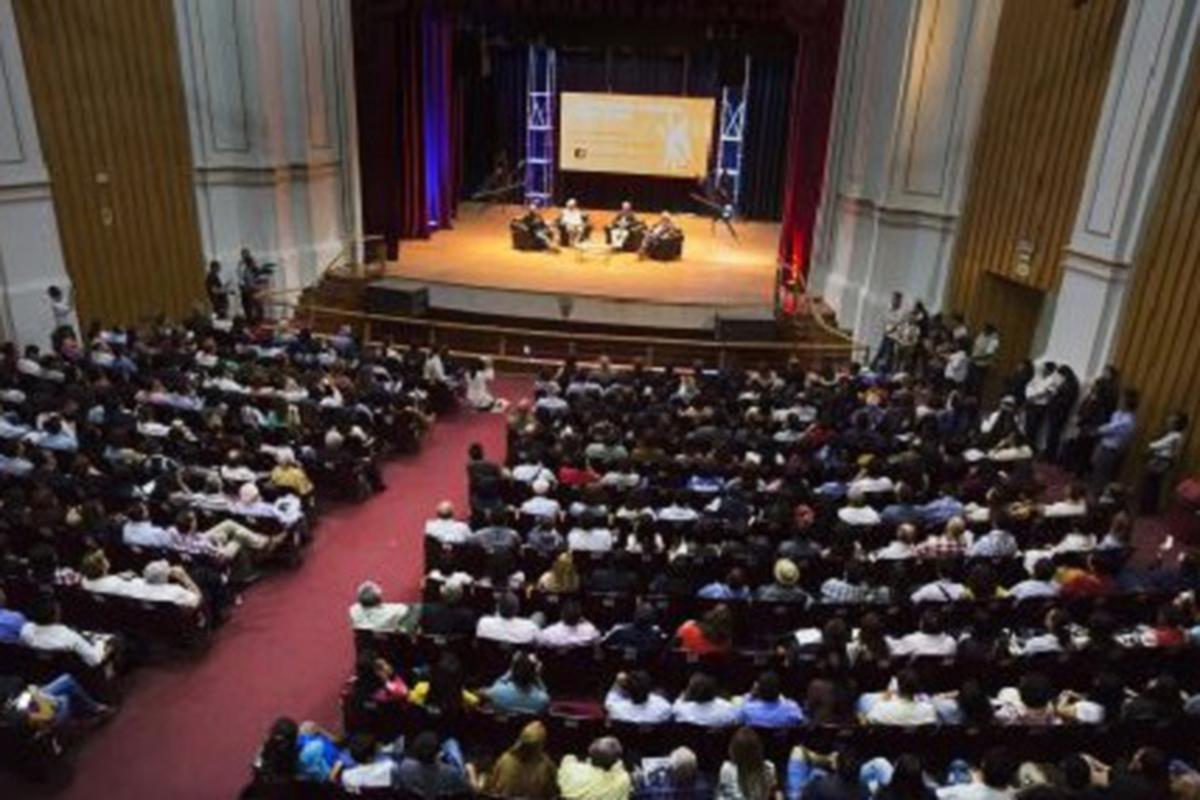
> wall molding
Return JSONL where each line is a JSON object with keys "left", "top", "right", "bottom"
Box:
{"left": 195, "top": 160, "right": 342, "bottom": 187}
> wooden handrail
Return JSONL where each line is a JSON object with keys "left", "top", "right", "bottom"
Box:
{"left": 266, "top": 297, "right": 866, "bottom": 356}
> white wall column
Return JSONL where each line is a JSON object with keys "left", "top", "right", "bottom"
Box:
{"left": 0, "top": 0, "right": 71, "bottom": 346}
{"left": 173, "top": 0, "right": 357, "bottom": 297}
{"left": 809, "top": 0, "right": 1000, "bottom": 348}
{"left": 1040, "top": 0, "right": 1200, "bottom": 378}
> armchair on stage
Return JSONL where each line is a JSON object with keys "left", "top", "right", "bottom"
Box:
{"left": 509, "top": 217, "right": 550, "bottom": 251}
{"left": 605, "top": 219, "right": 647, "bottom": 252}
{"left": 641, "top": 230, "right": 683, "bottom": 261}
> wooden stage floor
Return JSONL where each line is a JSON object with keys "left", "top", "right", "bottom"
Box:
{"left": 386, "top": 203, "right": 780, "bottom": 307}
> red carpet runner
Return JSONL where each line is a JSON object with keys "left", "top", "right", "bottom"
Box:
{"left": 5, "top": 379, "right": 523, "bottom": 800}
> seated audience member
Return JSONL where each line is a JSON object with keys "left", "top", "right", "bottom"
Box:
{"left": 717, "top": 727, "right": 777, "bottom": 800}
{"left": 604, "top": 670, "right": 672, "bottom": 724}
{"left": 521, "top": 479, "right": 562, "bottom": 521}
{"left": 966, "top": 520, "right": 1018, "bottom": 558}
{"left": 420, "top": 580, "right": 477, "bottom": 637}
{"left": 2, "top": 671, "right": 114, "bottom": 730}
{"left": 535, "top": 600, "right": 600, "bottom": 650}
{"left": 910, "top": 564, "right": 971, "bottom": 604}
{"left": 786, "top": 744, "right": 864, "bottom": 800}
{"left": 350, "top": 650, "right": 408, "bottom": 707}
{"left": 672, "top": 672, "right": 738, "bottom": 727}
{"left": 80, "top": 551, "right": 202, "bottom": 609}
{"left": 568, "top": 511, "right": 615, "bottom": 553}
{"left": 1008, "top": 558, "right": 1061, "bottom": 601}
{"left": 537, "top": 551, "right": 582, "bottom": 594}
{"left": 484, "top": 721, "right": 559, "bottom": 800}
{"left": 993, "top": 672, "right": 1060, "bottom": 726}
{"left": 397, "top": 730, "right": 472, "bottom": 799}
{"left": 426, "top": 501, "right": 471, "bottom": 545}
{"left": 916, "top": 516, "right": 970, "bottom": 560}
{"left": 821, "top": 561, "right": 878, "bottom": 605}
{"left": 1042, "top": 482, "right": 1088, "bottom": 518}
{"left": 483, "top": 651, "right": 551, "bottom": 715}
{"left": 675, "top": 604, "right": 734, "bottom": 656}
{"left": 349, "top": 580, "right": 416, "bottom": 634}
{"left": 471, "top": 509, "right": 522, "bottom": 553}
{"left": 837, "top": 488, "right": 881, "bottom": 527}
{"left": 888, "top": 609, "right": 958, "bottom": 658}
{"left": 0, "top": 587, "right": 28, "bottom": 643}
{"left": 755, "top": 559, "right": 811, "bottom": 605}
{"left": 477, "top": 592, "right": 541, "bottom": 645}
{"left": 862, "top": 669, "right": 937, "bottom": 727}
{"left": 558, "top": 736, "right": 632, "bottom": 800}
{"left": 1056, "top": 554, "right": 1117, "bottom": 597}
{"left": 934, "top": 746, "right": 1017, "bottom": 799}
{"left": 409, "top": 652, "right": 480, "bottom": 717}
{"left": 633, "top": 746, "right": 710, "bottom": 800}
{"left": 603, "top": 603, "right": 668, "bottom": 657}
{"left": 874, "top": 524, "right": 920, "bottom": 561}
{"left": 121, "top": 502, "right": 174, "bottom": 547}
{"left": 337, "top": 733, "right": 399, "bottom": 793}
{"left": 698, "top": 567, "right": 752, "bottom": 601}
{"left": 736, "top": 671, "right": 805, "bottom": 728}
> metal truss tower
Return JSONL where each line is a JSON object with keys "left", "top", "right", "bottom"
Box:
{"left": 524, "top": 45, "right": 557, "bottom": 207}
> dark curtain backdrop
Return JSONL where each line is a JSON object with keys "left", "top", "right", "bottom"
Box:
{"left": 352, "top": 0, "right": 457, "bottom": 254}
{"left": 460, "top": 43, "right": 528, "bottom": 199}
{"left": 778, "top": 0, "right": 844, "bottom": 282}
{"left": 741, "top": 54, "right": 794, "bottom": 220}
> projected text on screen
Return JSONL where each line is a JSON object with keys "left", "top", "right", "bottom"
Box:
{"left": 559, "top": 92, "right": 715, "bottom": 179}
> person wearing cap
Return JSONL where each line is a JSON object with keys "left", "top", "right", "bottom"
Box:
{"left": 558, "top": 736, "right": 632, "bottom": 800}
{"left": 485, "top": 720, "right": 558, "bottom": 799}
{"left": 349, "top": 580, "right": 416, "bottom": 634}
{"left": 425, "top": 501, "right": 471, "bottom": 545}
{"left": 521, "top": 479, "right": 562, "bottom": 520}
{"left": 755, "top": 559, "right": 811, "bottom": 605}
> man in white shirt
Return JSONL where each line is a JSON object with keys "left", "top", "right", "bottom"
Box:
{"left": 122, "top": 503, "right": 175, "bottom": 548}
{"left": 863, "top": 669, "right": 937, "bottom": 726}
{"left": 943, "top": 344, "right": 970, "bottom": 386}
{"left": 1007, "top": 559, "right": 1061, "bottom": 602}
{"left": 838, "top": 488, "right": 881, "bottom": 527}
{"left": 604, "top": 670, "right": 672, "bottom": 724}
{"left": 80, "top": 553, "right": 203, "bottom": 609}
{"left": 535, "top": 600, "right": 600, "bottom": 649}
{"left": 349, "top": 580, "right": 415, "bottom": 634}
{"left": 888, "top": 610, "right": 958, "bottom": 658}
{"left": 671, "top": 673, "right": 738, "bottom": 726}
{"left": 19, "top": 597, "right": 110, "bottom": 667}
{"left": 521, "top": 480, "right": 562, "bottom": 521}
{"left": 568, "top": 523, "right": 614, "bottom": 553}
{"left": 873, "top": 524, "right": 919, "bottom": 561}
{"left": 476, "top": 592, "right": 541, "bottom": 645}
{"left": 425, "top": 501, "right": 471, "bottom": 544}
{"left": 910, "top": 574, "right": 971, "bottom": 604}
{"left": 1023, "top": 361, "right": 1062, "bottom": 450}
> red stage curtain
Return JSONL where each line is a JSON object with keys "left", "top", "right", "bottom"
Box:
{"left": 777, "top": 0, "right": 844, "bottom": 286}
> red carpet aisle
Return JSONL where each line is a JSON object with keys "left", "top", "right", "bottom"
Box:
{"left": 4, "top": 378, "right": 526, "bottom": 800}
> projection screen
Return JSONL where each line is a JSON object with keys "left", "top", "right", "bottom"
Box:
{"left": 558, "top": 92, "right": 716, "bottom": 179}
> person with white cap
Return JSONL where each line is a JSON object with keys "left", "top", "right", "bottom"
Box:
{"left": 754, "top": 559, "right": 811, "bottom": 605}
{"left": 349, "top": 580, "right": 415, "bottom": 634}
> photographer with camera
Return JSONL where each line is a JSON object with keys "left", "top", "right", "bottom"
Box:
{"left": 238, "top": 247, "right": 268, "bottom": 325}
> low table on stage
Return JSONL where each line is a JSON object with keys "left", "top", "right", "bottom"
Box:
{"left": 573, "top": 240, "right": 617, "bottom": 264}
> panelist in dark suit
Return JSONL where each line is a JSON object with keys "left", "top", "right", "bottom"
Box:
{"left": 639, "top": 211, "right": 684, "bottom": 261}
{"left": 605, "top": 201, "right": 646, "bottom": 252}
{"left": 510, "top": 203, "right": 558, "bottom": 252}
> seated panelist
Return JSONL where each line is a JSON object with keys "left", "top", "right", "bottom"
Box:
{"left": 555, "top": 198, "right": 591, "bottom": 247}
{"left": 605, "top": 201, "right": 646, "bottom": 252}
{"left": 510, "top": 202, "right": 558, "bottom": 252}
{"left": 639, "top": 211, "right": 684, "bottom": 261}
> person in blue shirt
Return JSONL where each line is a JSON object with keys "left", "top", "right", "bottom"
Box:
{"left": 1090, "top": 389, "right": 1138, "bottom": 494}
{"left": 483, "top": 651, "right": 551, "bottom": 715}
{"left": 916, "top": 486, "right": 965, "bottom": 529}
{"left": 737, "top": 671, "right": 806, "bottom": 728}
{"left": 879, "top": 483, "right": 920, "bottom": 529}
{"left": 295, "top": 720, "right": 354, "bottom": 782}
{"left": 0, "top": 588, "right": 28, "bottom": 643}
{"left": 696, "top": 567, "right": 752, "bottom": 601}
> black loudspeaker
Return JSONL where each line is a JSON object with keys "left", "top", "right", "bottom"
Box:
{"left": 718, "top": 50, "right": 746, "bottom": 86}
{"left": 364, "top": 285, "right": 429, "bottom": 317}
{"left": 716, "top": 315, "right": 779, "bottom": 341}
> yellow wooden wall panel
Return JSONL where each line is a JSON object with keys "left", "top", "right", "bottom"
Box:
{"left": 947, "top": 0, "right": 1125, "bottom": 386}
{"left": 14, "top": 0, "right": 203, "bottom": 330}
{"left": 1114, "top": 47, "right": 1200, "bottom": 471}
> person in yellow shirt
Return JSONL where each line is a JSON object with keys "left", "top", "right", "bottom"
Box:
{"left": 558, "top": 736, "right": 632, "bottom": 800}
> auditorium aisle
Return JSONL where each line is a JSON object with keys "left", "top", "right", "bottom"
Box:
{"left": 3, "top": 378, "right": 526, "bottom": 800}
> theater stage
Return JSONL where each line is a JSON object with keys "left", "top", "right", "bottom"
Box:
{"left": 386, "top": 202, "right": 780, "bottom": 308}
